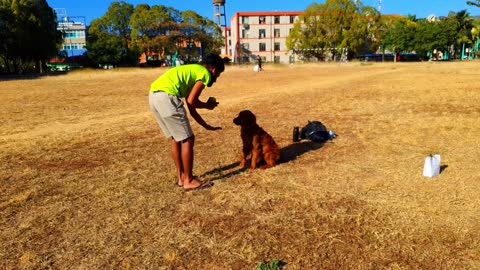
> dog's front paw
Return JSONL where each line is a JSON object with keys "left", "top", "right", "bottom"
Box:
{"left": 240, "top": 160, "right": 246, "bottom": 168}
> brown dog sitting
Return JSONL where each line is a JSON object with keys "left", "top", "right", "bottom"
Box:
{"left": 233, "top": 110, "right": 281, "bottom": 169}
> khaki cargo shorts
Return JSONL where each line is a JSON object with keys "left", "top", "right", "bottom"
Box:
{"left": 149, "top": 91, "right": 193, "bottom": 142}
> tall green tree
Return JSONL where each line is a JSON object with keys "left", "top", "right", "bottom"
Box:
{"left": 287, "top": 0, "right": 376, "bottom": 60}
{"left": 91, "top": 2, "right": 219, "bottom": 67}
{"left": 130, "top": 4, "right": 182, "bottom": 62}
{"left": 0, "top": 0, "right": 62, "bottom": 74}
{"left": 380, "top": 16, "right": 417, "bottom": 59}
{"left": 0, "top": 1, "right": 15, "bottom": 73}
{"left": 179, "top": 10, "right": 223, "bottom": 60}
{"left": 86, "top": 1, "right": 137, "bottom": 67}
{"left": 451, "top": 10, "right": 474, "bottom": 45}
{"left": 286, "top": 4, "right": 325, "bottom": 60}
{"left": 343, "top": 5, "right": 381, "bottom": 57}
{"left": 413, "top": 18, "right": 457, "bottom": 59}
{"left": 439, "top": 10, "right": 474, "bottom": 59}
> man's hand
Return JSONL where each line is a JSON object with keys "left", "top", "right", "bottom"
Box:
{"left": 206, "top": 97, "right": 219, "bottom": 110}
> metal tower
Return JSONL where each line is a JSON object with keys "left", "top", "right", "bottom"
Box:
{"left": 213, "top": 0, "right": 227, "bottom": 29}
{"left": 54, "top": 8, "right": 68, "bottom": 22}
{"left": 377, "top": 0, "right": 382, "bottom": 13}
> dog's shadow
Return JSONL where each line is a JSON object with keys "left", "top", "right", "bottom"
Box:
{"left": 280, "top": 140, "right": 325, "bottom": 163}
{"left": 201, "top": 140, "right": 324, "bottom": 182}
{"left": 200, "top": 161, "right": 247, "bottom": 182}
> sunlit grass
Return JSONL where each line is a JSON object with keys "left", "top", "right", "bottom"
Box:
{"left": 1, "top": 61, "right": 480, "bottom": 269}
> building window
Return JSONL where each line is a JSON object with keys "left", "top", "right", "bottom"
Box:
{"left": 259, "top": 16, "right": 266, "bottom": 24}
{"left": 274, "top": 42, "right": 280, "bottom": 51}
{"left": 259, "top": 43, "right": 266, "bottom": 51}
{"left": 290, "top": 16, "right": 296, "bottom": 24}
{"left": 242, "top": 29, "right": 248, "bottom": 38}
{"left": 274, "top": 56, "right": 280, "bottom": 63}
{"left": 241, "top": 16, "right": 249, "bottom": 24}
{"left": 228, "top": 40, "right": 231, "bottom": 46}
{"left": 64, "top": 43, "right": 84, "bottom": 50}
{"left": 64, "top": 30, "right": 85, "bottom": 38}
{"left": 274, "top": 16, "right": 280, "bottom": 24}
{"left": 259, "top": 29, "right": 266, "bottom": 39}
{"left": 242, "top": 43, "right": 249, "bottom": 50}
{"left": 65, "top": 31, "right": 76, "bottom": 38}
{"left": 274, "top": 29, "right": 280, "bottom": 38}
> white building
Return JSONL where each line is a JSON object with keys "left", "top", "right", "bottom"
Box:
{"left": 224, "top": 11, "right": 303, "bottom": 64}
{"left": 57, "top": 19, "right": 87, "bottom": 57}
{"left": 54, "top": 9, "right": 87, "bottom": 57}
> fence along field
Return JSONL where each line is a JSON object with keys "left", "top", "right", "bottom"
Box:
{"left": 1, "top": 61, "right": 480, "bottom": 269}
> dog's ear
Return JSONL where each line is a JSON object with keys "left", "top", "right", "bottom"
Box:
{"left": 242, "top": 110, "right": 256, "bottom": 125}
{"left": 235, "top": 110, "right": 257, "bottom": 126}
{"left": 248, "top": 112, "right": 256, "bottom": 123}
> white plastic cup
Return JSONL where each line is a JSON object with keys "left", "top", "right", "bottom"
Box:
{"left": 423, "top": 154, "right": 441, "bottom": 177}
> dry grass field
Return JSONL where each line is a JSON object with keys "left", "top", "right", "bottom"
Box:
{"left": 1, "top": 61, "right": 480, "bottom": 269}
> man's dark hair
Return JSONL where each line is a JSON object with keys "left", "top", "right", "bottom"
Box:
{"left": 201, "top": 53, "right": 228, "bottom": 72}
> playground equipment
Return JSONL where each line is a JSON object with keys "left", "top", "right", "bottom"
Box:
{"left": 461, "top": 38, "right": 479, "bottom": 60}
{"left": 473, "top": 38, "right": 480, "bottom": 59}
{"left": 172, "top": 51, "right": 178, "bottom": 66}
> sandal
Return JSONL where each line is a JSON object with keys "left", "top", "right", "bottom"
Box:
{"left": 184, "top": 181, "right": 214, "bottom": 192}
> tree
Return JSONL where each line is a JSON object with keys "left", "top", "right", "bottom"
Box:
{"left": 86, "top": 1, "right": 137, "bottom": 67}
{"left": 287, "top": 0, "right": 377, "bottom": 61}
{"left": 343, "top": 5, "right": 381, "bottom": 57}
{"left": 179, "top": 10, "right": 223, "bottom": 60}
{"left": 130, "top": 4, "right": 180, "bottom": 64}
{"left": 413, "top": 18, "right": 457, "bottom": 59}
{"left": 86, "top": 18, "right": 130, "bottom": 67}
{"left": 90, "top": 2, "right": 220, "bottom": 67}
{"left": 286, "top": 4, "right": 325, "bottom": 60}
{"left": 0, "top": 2, "right": 15, "bottom": 74}
{"left": 380, "top": 16, "right": 417, "bottom": 59}
{"left": 0, "top": 0, "right": 62, "bottom": 74}
{"left": 467, "top": 0, "right": 480, "bottom": 7}
{"left": 451, "top": 10, "right": 474, "bottom": 44}
{"left": 441, "top": 10, "right": 474, "bottom": 59}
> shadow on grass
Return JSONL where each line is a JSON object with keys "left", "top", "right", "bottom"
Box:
{"left": 200, "top": 161, "right": 247, "bottom": 182}
{"left": 201, "top": 140, "right": 324, "bottom": 182}
{"left": 0, "top": 71, "right": 68, "bottom": 81}
{"left": 280, "top": 140, "right": 324, "bottom": 164}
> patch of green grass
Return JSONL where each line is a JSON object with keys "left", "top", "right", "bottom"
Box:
{"left": 256, "top": 259, "right": 284, "bottom": 270}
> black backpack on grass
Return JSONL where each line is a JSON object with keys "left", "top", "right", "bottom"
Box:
{"left": 300, "top": 121, "right": 332, "bottom": 143}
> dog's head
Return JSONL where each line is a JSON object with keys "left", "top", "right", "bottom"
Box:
{"left": 233, "top": 110, "right": 256, "bottom": 127}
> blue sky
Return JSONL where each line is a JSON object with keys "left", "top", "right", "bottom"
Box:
{"left": 46, "top": 0, "right": 479, "bottom": 25}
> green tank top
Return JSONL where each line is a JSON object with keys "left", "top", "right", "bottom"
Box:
{"left": 150, "top": 64, "right": 211, "bottom": 98}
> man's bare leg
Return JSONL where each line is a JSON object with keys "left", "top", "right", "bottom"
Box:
{"left": 171, "top": 138, "right": 184, "bottom": 186}
{"left": 180, "top": 136, "right": 205, "bottom": 189}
